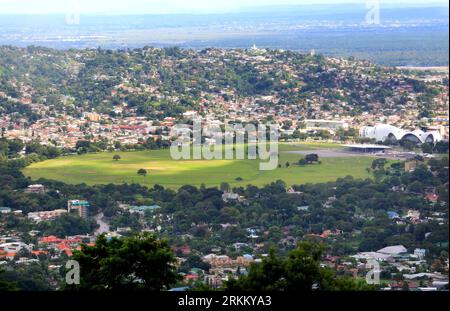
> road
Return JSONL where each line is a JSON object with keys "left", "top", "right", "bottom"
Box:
{"left": 284, "top": 149, "right": 366, "bottom": 158}
{"left": 284, "top": 149, "right": 414, "bottom": 160}
{"left": 94, "top": 213, "right": 110, "bottom": 236}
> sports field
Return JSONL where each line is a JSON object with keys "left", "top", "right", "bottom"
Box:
{"left": 23, "top": 143, "right": 378, "bottom": 189}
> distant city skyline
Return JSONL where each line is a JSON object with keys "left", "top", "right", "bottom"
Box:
{"left": 0, "top": 0, "right": 448, "bottom": 15}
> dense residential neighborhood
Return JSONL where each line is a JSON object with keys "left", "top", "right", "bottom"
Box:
{"left": 0, "top": 150, "right": 448, "bottom": 290}
{"left": 0, "top": 46, "right": 448, "bottom": 292}
{"left": 0, "top": 46, "right": 448, "bottom": 151}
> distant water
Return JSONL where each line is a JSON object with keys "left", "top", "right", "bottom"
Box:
{"left": 0, "top": 5, "right": 448, "bottom": 66}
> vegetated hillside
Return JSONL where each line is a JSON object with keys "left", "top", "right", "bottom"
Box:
{"left": 0, "top": 46, "right": 447, "bottom": 121}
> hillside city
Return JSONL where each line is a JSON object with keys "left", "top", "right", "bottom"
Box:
{"left": 0, "top": 46, "right": 448, "bottom": 149}
{"left": 0, "top": 46, "right": 449, "bottom": 292}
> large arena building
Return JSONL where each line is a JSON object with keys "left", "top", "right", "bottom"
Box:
{"left": 360, "top": 124, "right": 442, "bottom": 144}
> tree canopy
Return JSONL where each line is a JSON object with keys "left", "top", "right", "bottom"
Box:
{"left": 137, "top": 168, "right": 148, "bottom": 177}
{"left": 67, "top": 233, "right": 179, "bottom": 291}
{"left": 225, "top": 242, "right": 376, "bottom": 291}
{"left": 0, "top": 269, "right": 19, "bottom": 291}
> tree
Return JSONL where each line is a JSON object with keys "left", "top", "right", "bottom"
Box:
{"left": 113, "top": 154, "right": 121, "bottom": 161}
{"left": 114, "top": 141, "right": 122, "bottom": 150}
{"left": 180, "top": 255, "right": 211, "bottom": 273}
{"left": 0, "top": 264, "right": 51, "bottom": 291}
{"left": 225, "top": 242, "right": 376, "bottom": 291}
{"left": 7, "top": 139, "right": 24, "bottom": 156}
{"left": 434, "top": 141, "right": 449, "bottom": 154}
{"left": 67, "top": 233, "right": 180, "bottom": 291}
{"left": 284, "top": 242, "right": 324, "bottom": 291}
{"left": 137, "top": 168, "right": 147, "bottom": 177}
{"left": 407, "top": 181, "right": 424, "bottom": 194}
{"left": 402, "top": 281, "right": 410, "bottom": 291}
{"left": 220, "top": 182, "right": 230, "bottom": 192}
{"left": 401, "top": 140, "right": 416, "bottom": 151}
{"left": 0, "top": 269, "right": 18, "bottom": 291}
{"left": 305, "top": 154, "right": 319, "bottom": 164}
{"left": 76, "top": 140, "right": 91, "bottom": 150}
{"left": 225, "top": 248, "right": 285, "bottom": 291}
{"left": 371, "top": 158, "right": 387, "bottom": 171}
{"left": 298, "top": 159, "right": 308, "bottom": 166}
{"left": 37, "top": 214, "right": 97, "bottom": 237}
{"left": 421, "top": 143, "right": 433, "bottom": 154}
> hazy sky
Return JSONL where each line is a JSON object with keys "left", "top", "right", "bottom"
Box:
{"left": 0, "top": 0, "right": 447, "bottom": 14}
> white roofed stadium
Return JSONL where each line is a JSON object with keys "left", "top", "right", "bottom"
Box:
{"left": 360, "top": 124, "right": 442, "bottom": 144}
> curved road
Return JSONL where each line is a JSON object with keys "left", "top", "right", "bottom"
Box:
{"left": 94, "top": 213, "right": 110, "bottom": 236}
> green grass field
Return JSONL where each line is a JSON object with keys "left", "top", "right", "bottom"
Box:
{"left": 23, "top": 143, "right": 378, "bottom": 189}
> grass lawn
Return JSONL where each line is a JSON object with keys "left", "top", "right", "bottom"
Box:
{"left": 23, "top": 142, "right": 378, "bottom": 189}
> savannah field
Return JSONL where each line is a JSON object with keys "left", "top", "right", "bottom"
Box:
{"left": 22, "top": 143, "right": 384, "bottom": 189}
